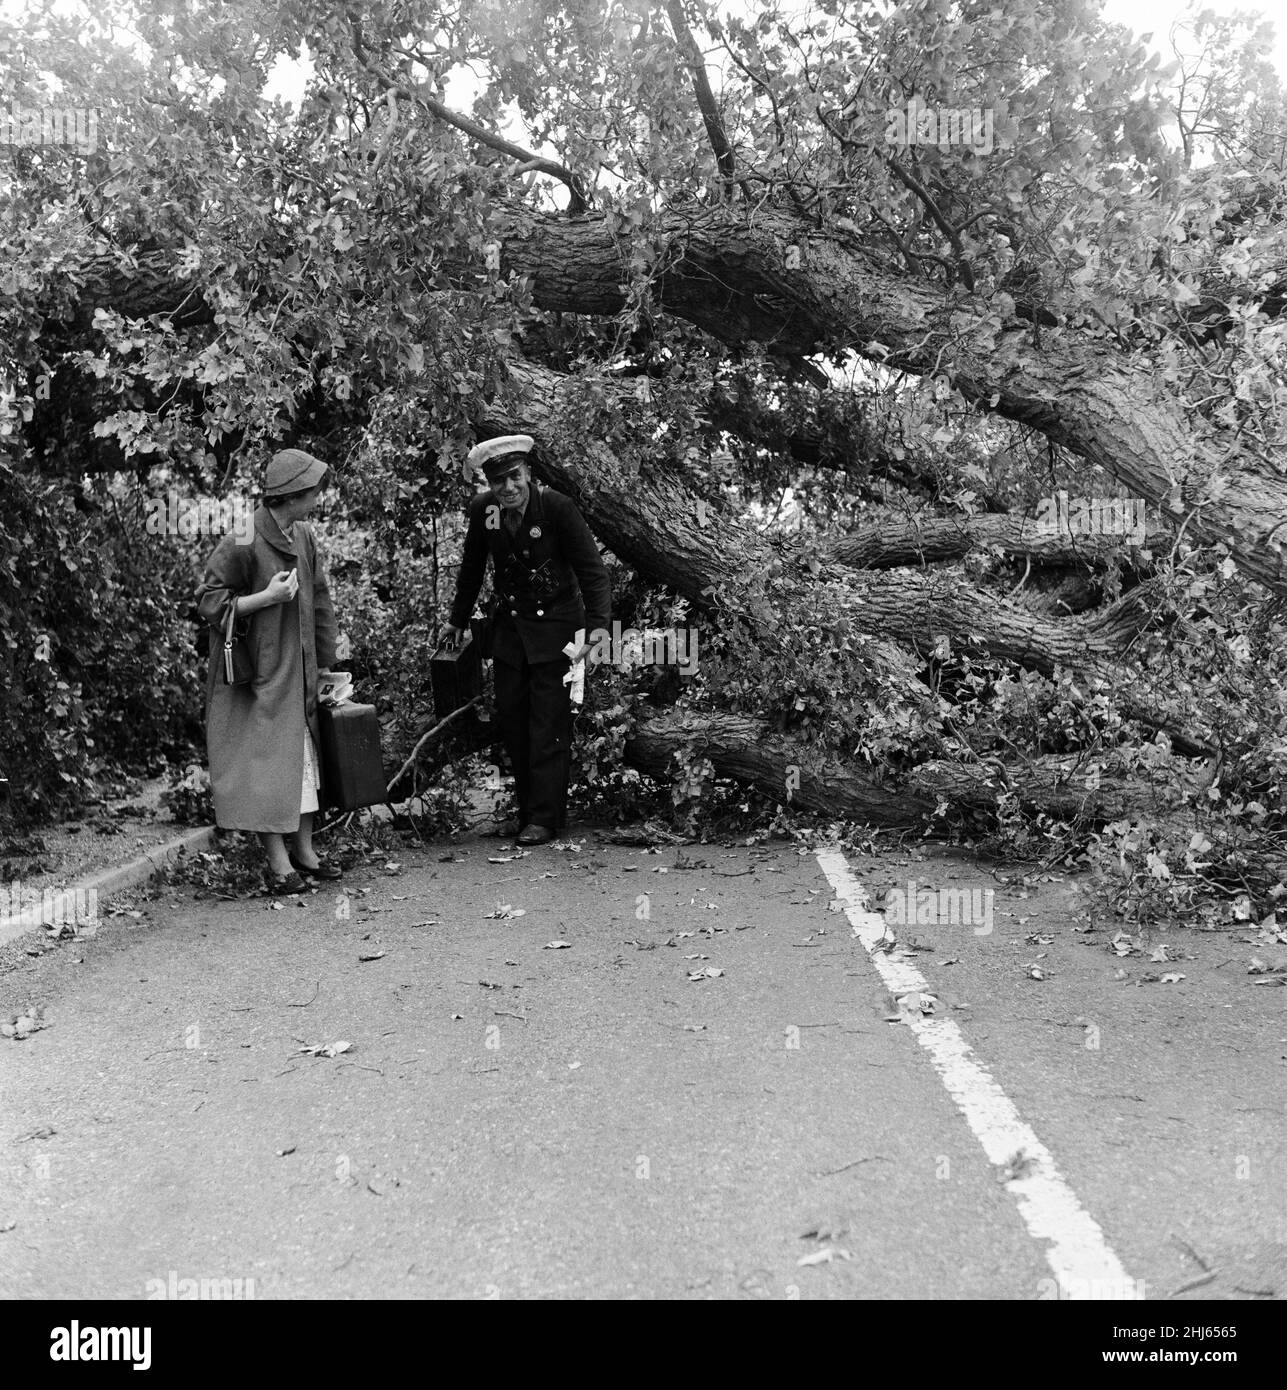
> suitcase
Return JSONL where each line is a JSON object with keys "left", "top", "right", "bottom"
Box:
{"left": 317, "top": 702, "right": 387, "bottom": 810}
{"left": 430, "top": 627, "right": 482, "bottom": 718}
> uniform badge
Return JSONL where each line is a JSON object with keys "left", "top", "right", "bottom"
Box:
{"left": 530, "top": 526, "right": 542, "bottom": 538}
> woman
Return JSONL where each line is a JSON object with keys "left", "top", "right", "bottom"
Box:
{"left": 196, "top": 448, "right": 345, "bottom": 893}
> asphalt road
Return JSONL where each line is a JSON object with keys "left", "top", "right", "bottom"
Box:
{"left": 2, "top": 832, "right": 1285, "bottom": 1300}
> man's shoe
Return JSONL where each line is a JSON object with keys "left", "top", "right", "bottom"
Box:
{"left": 516, "top": 823, "right": 555, "bottom": 846}
{"left": 289, "top": 853, "right": 343, "bottom": 881}
{"left": 491, "top": 819, "right": 523, "bottom": 839}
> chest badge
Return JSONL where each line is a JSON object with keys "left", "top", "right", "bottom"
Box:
{"left": 529, "top": 526, "right": 542, "bottom": 539}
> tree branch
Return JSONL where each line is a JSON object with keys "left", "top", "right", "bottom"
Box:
{"left": 347, "top": 10, "right": 589, "bottom": 213}
{"left": 664, "top": 0, "right": 745, "bottom": 200}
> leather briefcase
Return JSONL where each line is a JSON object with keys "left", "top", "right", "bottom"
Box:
{"left": 318, "top": 702, "right": 387, "bottom": 810}
{"left": 430, "top": 628, "right": 482, "bottom": 718}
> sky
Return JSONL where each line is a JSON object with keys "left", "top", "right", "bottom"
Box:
{"left": 252, "top": 0, "right": 1287, "bottom": 124}
{"left": 1101, "top": 0, "right": 1287, "bottom": 75}
{"left": 1, "top": 0, "right": 1283, "bottom": 112}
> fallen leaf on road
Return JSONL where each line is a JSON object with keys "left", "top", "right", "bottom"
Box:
{"left": 1110, "top": 931, "right": 1140, "bottom": 957}
{"left": 800, "top": 1215, "right": 850, "bottom": 1240}
{"left": 484, "top": 904, "right": 526, "bottom": 919}
{"left": 276, "top": 1146, "right": 296, "bottom": 1157}
{"left": 1001, "top": 1150, "right": 1037, "bottom": 1182}
{"left": 1160, "top": 972, "right": 1186, "bottom": 984}
{"left": 1025, "top": 964, "right": 1045, "bottom": 980}
{"left": 797, "top": 1247, "right": 852, "bottom": 1267}
{"left": 544, "top": 940, "right": 571, "bottom": 949}
{"left": 298, "top": 1040, "right": 352, "bottom": 1058}
{"left": 568, "top": 1061, "right": 581, "bottom": 1070}
{"left": 488, "top": 852, "right": 531, "bottom": 863}
{"left": 384, "top": 861, "right": 402, "bottom": 873}
{"left": 1, "top": 1006, "right": 47, "bottom": 1041}
{"left": 684, "top": 952, "right": 709, "bottom": 960}
{"left": 409, "top": 921, "right": 439, "bottom": 929}
{"left": 478, "top": 981, "right": 503, "bottom": 990}
{"left": 896, "top": 991, "right": 937, "bottom": 1016}
{"left": 687, "top": 966, "right": 724, "bottom": 981}
{"left": 451, "top": 1013, "right": 464, "bottom": 1020}
{"left": 1251, "top": 975, "right": 1287, "bottom": 987}
{"left": 938, "top": 957, "right": 960, "bottom": 966}
{"left": 358, "top": 951, "right": 386, "bottom": 963}
{"left": 1248, "top": 957, "right": 1271, "bottom": 974}
{"left": 682, "top": 1023, "right": 707, "bottom": 1032}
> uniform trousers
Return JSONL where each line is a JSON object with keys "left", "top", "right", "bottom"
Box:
{"left": 492, "top": 649, "right": 574, "bottom": 831}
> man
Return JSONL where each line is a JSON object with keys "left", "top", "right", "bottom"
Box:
{"left": 444, "top": 435, "right": 611, "bottom": 846}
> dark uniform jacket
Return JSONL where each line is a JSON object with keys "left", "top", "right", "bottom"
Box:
{"left": 449, "top": 481, "right": 611, "bottom": 665}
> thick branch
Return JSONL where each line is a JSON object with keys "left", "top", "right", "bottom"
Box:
{"left": 664, "top": 0, "right": 741, "bottom": 196}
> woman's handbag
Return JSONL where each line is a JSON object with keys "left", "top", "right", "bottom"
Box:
{"left": 221, "top": 601, "right": 254, "bottom": 686}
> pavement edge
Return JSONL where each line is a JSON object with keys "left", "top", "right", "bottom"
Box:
{"left": 0, "top": 825, "right": 218, "bottom": 948}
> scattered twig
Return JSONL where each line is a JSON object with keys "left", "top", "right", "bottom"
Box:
{"left": 1170, "top": 1271, "right": 1218, "bottom": 1297}
{"left": 813, "top": 1155, "right": 891, "bottom": 1178}
{"left": 287, "top": 982, "right": 321, "bottom": 1008}
{"left": 1170, "top": 1233, "right": 1212, "bottom": 1271}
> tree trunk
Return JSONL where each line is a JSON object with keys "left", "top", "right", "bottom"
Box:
{"left": 53, "top": 207, "right": 1287, "bottom": 594}
{"left": 625, "top": 710, "right": 1196, "bottom": 826}
{"left": 480, "top": 361, "right": 1163, "bottom": 679}
{"left": 497, "top": 208, "right": 1287, "bottom": 597}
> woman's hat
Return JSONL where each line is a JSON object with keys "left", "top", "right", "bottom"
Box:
{"left": 462, "top": 434, "right": 534, "bottom": 483}
{"left": 264, "top": 448, "right": 328, "bottom": 497}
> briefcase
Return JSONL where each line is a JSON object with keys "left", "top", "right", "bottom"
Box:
{"left": 430, "top": 628, "right": 482, "bottom": 718}
{"left": 317, "top": 702, "right": 387, "bottom": 811}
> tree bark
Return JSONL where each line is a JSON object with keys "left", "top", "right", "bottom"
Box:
{"left": 817, "top": 513, "right": 1168, "bottom": 571}
{"left": 480, "top": 360, "right": 1163, "bottom": 680}
{"left": 52, "top": 207, "right": 1287, "bottom": 595}
{"left": 625, "top": 710, "right": 1196, "bottom": 826}
{"left": 497, "top": 208, "right": 1287, "bottom": 597}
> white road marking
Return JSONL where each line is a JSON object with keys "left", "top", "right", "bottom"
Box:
{"left": 815, "top": 847, "right": 1143, "bottom": 1301}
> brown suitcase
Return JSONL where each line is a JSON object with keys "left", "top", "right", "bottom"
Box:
{"left": 318, "top": 702, "right": 387, "bottom": 810}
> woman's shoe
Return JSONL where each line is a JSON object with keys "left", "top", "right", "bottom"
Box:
{"left": 288, "top": 852, "right": 343, "bottom": 881}
{"left": 265, "top": 869, "right": 308, "bottom": 895}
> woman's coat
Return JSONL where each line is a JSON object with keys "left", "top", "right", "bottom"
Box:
{"left": 196, "top": 506, "right": 337, "bottom": 833}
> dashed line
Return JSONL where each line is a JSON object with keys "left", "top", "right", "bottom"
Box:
{"left": 815, "top": 847, "right": 1142, "bottom": 1301}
